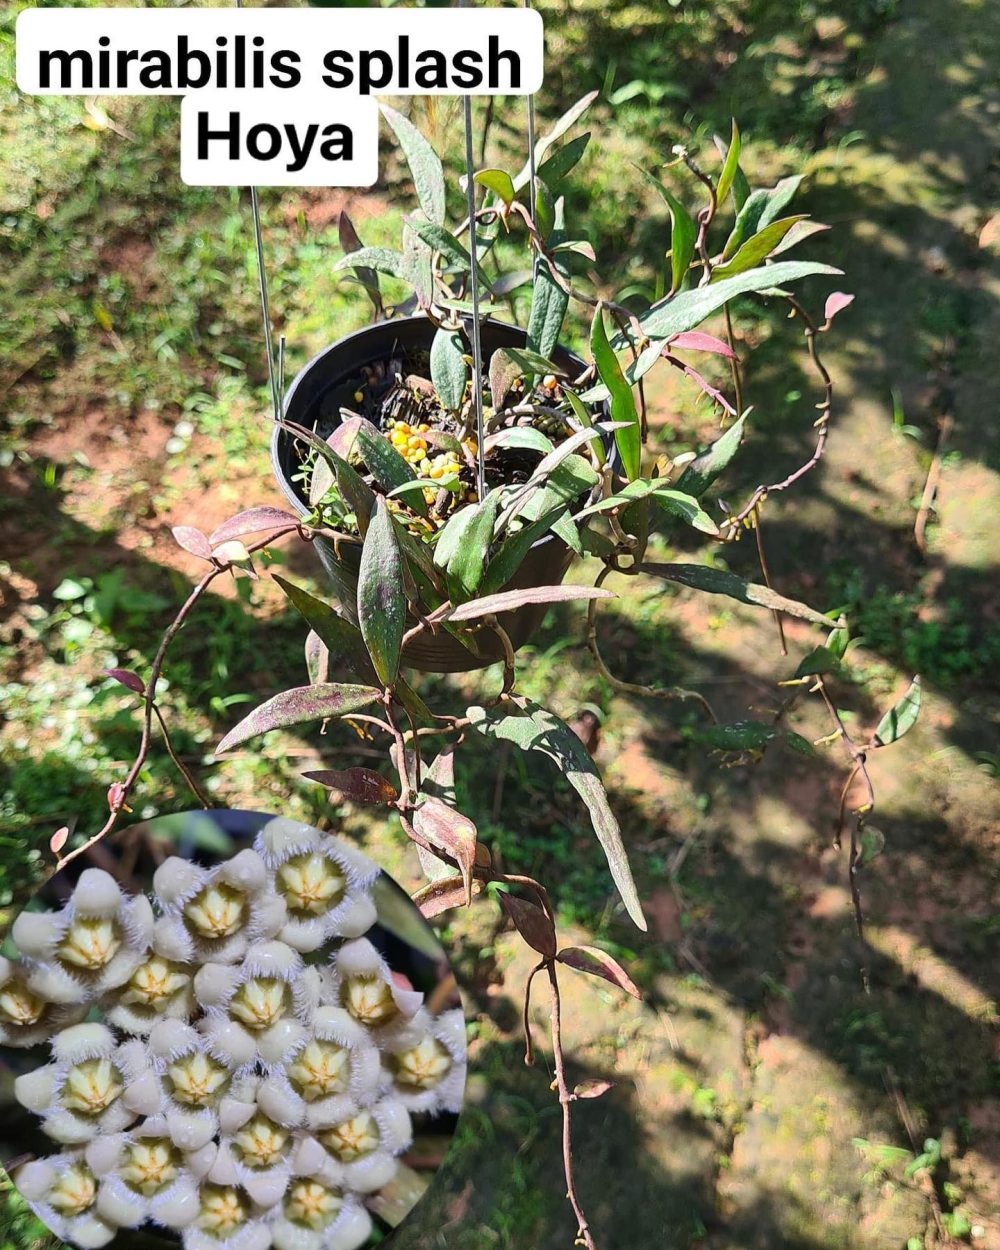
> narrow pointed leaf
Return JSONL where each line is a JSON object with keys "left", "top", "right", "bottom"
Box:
{"left": 273, "top": 575, "right": 372, "bottom": 678}
{"left": 649, "top": 489, "right": 719, "bottom": 535}
{"left": 538, "top": 132, "right": 591, "bottom": 187}
{"left": 514, "top": 91, "right": 599, "bottom": 190}
{"left": 303, "top": 767, "right": 399, "bottom": 806}
{"left": 210, "top": 507, "right": 299, "bottom": 546}
{"left": 380, "top": 103, "right": 445, "bottom": 225}
{"left": 722, "top": 175, "right": 802, "bottom": 259}
{"left": 474, "top": 167, "right": 515, "bottom": 207}
{"left": 467, "top": 698, "right": 647, "bottom": 931}
{"left": 430, "top": 328, "right": 468, "bottom": 411}
{"left": 355, "top": 419, "right": 427, "bottom": 518}
{"left": 415, "top": 875, "right": 485, "bottom": 919}
{"left": 638, "top": 167, "right": 696, "bottom": 293}
{"left": 216, "top": 684, "right": 381, "bottom": 753}
{"left": 873, "top": 676, "right": 922, "bottom": 746}
{"left": 674, "top": 412, "right": 749, "bottom": 498}
{"left": 527, "top": 196, "right": 569, "bottom": 359}
{"left": 358, "top": 500, "right": 405, "bottom": 686}
{"left": 411, "top": 796, "right": 478, "bottom": 906}
{"left": 557, "top": 945, "right": 642, "bottom": 998}
{"left": 642, "top": 562, "right": 833, "bottom": 626}
{"left": 338, "top": 211, "right": 383, "bottom": 318}
{"left": 480, "top": 505, "right": 570, "bottom": 595}
{"left": 710, "top": 216, "right": 808, "bottom": 282}
{"left": 715, "top": 119, "right": 742, "bottom": 207}
{"left": 105, "top": 668, "right": 144, "bottom": 695}
{"left": 591, "top": 306, "right": 640, "bottom": 480}
{"left": 333, "top": 247, "right": 408, "bottom": 280}
{"left": 447, "top": 583, "right": 614, "bottom": 622}
{"left": 445, "top": 493, "right": 500, "bottom": 602}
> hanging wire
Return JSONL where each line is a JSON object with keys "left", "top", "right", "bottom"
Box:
{"left": 459, "top": 0, "right": 488, "bottom": 501}
{"left": 235, "top": 0, "right": 281, "bottom": 422}
{"left": 523, "top": 0, "right": 538, "bottom": 274}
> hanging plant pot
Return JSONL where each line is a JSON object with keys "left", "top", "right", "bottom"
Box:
{"left": 271, "top": 314, "right": 607, "bottom": 674}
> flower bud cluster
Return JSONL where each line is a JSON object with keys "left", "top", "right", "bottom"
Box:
{"left": 7, "top": 819, "right": 466, "bottom": 1250}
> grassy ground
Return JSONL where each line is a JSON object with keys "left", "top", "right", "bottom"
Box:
{"left": 1, "top": 0, "right": 999, "bottom": 1247}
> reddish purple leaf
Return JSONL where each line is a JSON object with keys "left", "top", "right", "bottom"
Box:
{"left": 500, "top": 892, "right": 557, "bottom": 958}
{"left": 49, "top": 826, "right": 69, "bottom": 855}
{"left": 209, "top": 507, "right": 299, "bottom": 546}
{"left": 171, "top": 525, "right": 212, "bottom": 559}
{"left": 574, "top": 1078, "right": 614, "bottom": 1100}
{"left": 447, "top": 584, "right": 615, "bottom": 623}
{"left": 666, "top": 331, "right": 737, "bottom": 359}
{"left": 823, "top": 291, "right": 855, "bottom": 327}
{"left": 328, "top": 416, "right": 364, "bottom": 460}
{"left": 215, "top": 683, "right": 381, "bottom": 754}
{"left": 411, "top": 796, "right": 478, "bottom": 906}
{"left": 557, "top": 945, "right": 642, "bottom": 998}
{"left": 414, "top": 875, "right": 484, "bottom": 919}
{"left": 302, "top": 767, "right": 399, "bottom": 806}
{"left": 105, "top": 668, "right": 145, "bottom": 695}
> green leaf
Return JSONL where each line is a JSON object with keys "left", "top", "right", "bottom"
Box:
{"left": 591, "top": 306, "right": 640, "bottom": 480}
{"left": 538, "top": 132, "right": 591, "bottom": 188}
{"left": 675, "top": 411, "right": 749, "bottom": 498}
{"left": 481, "top": 505, "right": 570, "bottom": 595}
{"left": 794, "top": 645, "right": 838, "bottom": 679}
{"left": 642, "top": 562, "right": 834, "bottom": 626}
{"left": 527, "top": 196, "right": 570, "bottom": 359}
{"left": 700, "top": 720, "right": 779, "bottom": 752}
{"left": 358, "top": 499, "right": 405, "bottom": 686}
{"left": 498, "top": 344, "right": 566, "bottom": 381}
{"left": 405, "top": 216, "right": 474, "bottom": 273}
{"left": 273, "top": 575, "right": 373, "bottom": 679}
{"left": 355, "top": 419, "right": 428, "bottom": 518}
{"left": 446, "top": 582, "right": 614, "bottom": 622}
{"left": 534, "top": 177, "right": 556, "bottom": 242}
{"left": 873, "top": 676, "right": 921, "bottom": 746}
{"left": 434, "top": 503, "right": 480, "bottom": 572}
{"left": 638, "top": 167, "right": 697, "bottom": 294}
{"left": 430, "top": 328, "right": 468, "bottom": 411}
{"left": 467, "top": 697, "right": 647, "bottom": 930}
{"left": 722, "top": 175, "right": 802, "bottom": 260}
{"left": 486, "top": 426, "right": 554, "bottom": 456}
{"left": 474, "top": 167, "right": 515, "bottom": 207}
{"left": 333, "top": 247, "right": 408, "bottom": 280}
{"left": 648, "top": 488, "right": 719, "bottom": 535}
{"left": 710, "top": 216, "right": 808, "bottom": 282}
{"left": 379, "top": 103, "right": 445, "bottom": 225}
{"left": 514, "top": 91, "right": 599, "bottom": 191}
{"left": 216, "top": 684, "right": 382, "bottom": 753}
{"left": 636, "top": 259, "right": 838, "bottom": 342}
{"left": 715, "top": 119, "right": 742, "bottom": 207}
{"left": 279, "top": 419, "right": 374, "bottom": 532}
{"left": 444, "top": 493, "right": 500, "bottom": 602}
{"left": 564, "top": 389, "right": 605, "bottom": 467}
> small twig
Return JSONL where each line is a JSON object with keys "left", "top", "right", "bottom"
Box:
{"left": 913, "top": 414, "right": 953, "bottom": 553}
{"left": 151, "top": 703, "right": 213, "bottom": 808}
{"left": 752, "top": 504, "right": 788, "bottom": 656}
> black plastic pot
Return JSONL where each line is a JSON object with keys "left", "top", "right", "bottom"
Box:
{"left": 271, "top": 314, "right": 597, "bottom": 674}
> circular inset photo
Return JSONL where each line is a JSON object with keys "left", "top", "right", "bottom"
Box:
{"left": 0, "top": 811, "right": 466, "bottom": 1250}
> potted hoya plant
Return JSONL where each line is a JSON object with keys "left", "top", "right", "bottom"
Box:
{"left": 61, "top": 98, "right": 922, "bottom": 1250}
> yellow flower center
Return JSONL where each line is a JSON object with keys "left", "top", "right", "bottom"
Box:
{"left": 62, "top": 1058, "right": 123, "bottom": 1116}
{"left": 285, "top": 1180, "right": 343, "bottom": 1230}
{"left": 196, "top": 1185, "right": 248, "bottom": 1238}
{"left": 0, "top": 978, "right": 45, "bottom": 1026}
{"left": 229, "top": 977, "right": 290, "bottom": 1031}
{"left": 122, "top": 955, "right": 190, "bottom": 1010}
{"left": 320, "top": 1111, "right": 380, "bottom": 1162}
{"left": 232, "top": 1114, "right": 289, "bottom": 1169}
{"left": 341, "top": 976, "right": 398, "bottom": 1027}
{"left": 167, "top": 1052, "right": 230, "bottom": 1107}
{"left": 48, "top": 1164, "right": 97, "bottom": 1215}
{"left": 287, "top": 1039, "right": 350, "bottom": 1102}
{"left": 120, "top": 1138, "right": 180, "bottom": 1196}
{"left": 393, "top": 1037, "right": 452, "bottom": 1091}
{"left": 57, "top": 917, "right": 121, "bottom": 971}
{"left": 276, "top": 853, "right": 345, "bottom": 917}
{"left": 184, "top": 883, "right": 246, "bottom": 940}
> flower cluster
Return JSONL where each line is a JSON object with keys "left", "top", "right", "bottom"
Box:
{"left": 7, "top": 819, "right": 466, "bottom": 1250}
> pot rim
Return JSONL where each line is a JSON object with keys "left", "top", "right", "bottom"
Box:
{"left": 270, "top": 313, "right": 606, "bottom": 554}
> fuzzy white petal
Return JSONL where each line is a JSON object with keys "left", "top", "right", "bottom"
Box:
{"left": 153, "top": 858, "right": 204, "bottom": 904}
{"left": 71, "top": 870, "right": 123, "bottom": 918}
{"left": 12, "top": 910, "right": 61, "bottom": 957}
{"left": 13, "top": 1158, "right": 55, "bottom": 1201}
{"left": 14, "top": 1064, "right": 57, "bottom": 1113}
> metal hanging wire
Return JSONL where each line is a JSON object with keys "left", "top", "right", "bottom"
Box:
{"left": 235, "top": 0, "right": 281, "bottom": 423}
{"left": 458, "top": 0, "right": 488, "bottom": 502}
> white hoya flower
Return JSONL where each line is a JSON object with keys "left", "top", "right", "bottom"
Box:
{"left": 180, "top": 1182, "right": 272, "bottom": 1250}
{"left": 255, "top": 1007, "right": 382, "bottom": 1135}
{"left": 84, "top": 1116, "right": 207, "bottom": 1232}
{"left": 15, "top": 1022, "right": 137, "bottom": 1145}
{"left": 0, "top": 954, "right": 87, "bottom": 1048}
{"left": 381, "top": 1007, "right": 468, "bottom": 1116}
{"left": 15, "top": 1153, "right": 120, "bottom": 1249}
{"left": 254, "top": 818, "right": 379, "bottom": 953}
{"left": 153, "top": 849, "right": 283, "bottom": 966}
{"left": 147, "top": 1018, "right": 256, "bottom": 1152}
{"left": 327, "top": 939, "right": 423, "bottom": 1041}
{"left": 270, "top": 1183, "right": 374, "bottom": 1250}
{"left": 198, "top": 941, "right": 313, "bottom": 1072}
{"left": 106, "top": 950, "right": 194, "bottom": 1036}
{"left": 12, "top": 868, "right": 154, "bottom": 1005}
{"left": 296, "top": 1095, "right": 412, "bottom": 1196}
